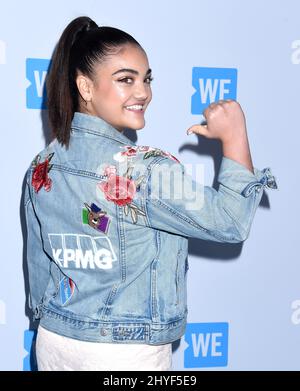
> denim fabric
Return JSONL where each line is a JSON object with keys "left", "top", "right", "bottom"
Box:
{"left": 24, "top": 112, "right": 278, "bottom": 344}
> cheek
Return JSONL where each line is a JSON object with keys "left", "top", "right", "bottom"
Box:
{"left": 113, "top": 82, "right": 130, "bottom": 100}
{"left": 92, "top": 82, "right": 131, "bottom": 112}
{"left": 94, "top": 81, "right": 125, "bottom": 102}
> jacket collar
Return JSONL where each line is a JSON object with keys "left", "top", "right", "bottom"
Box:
{"left": 71, "top": 112, "right": 136, "bottom": 146}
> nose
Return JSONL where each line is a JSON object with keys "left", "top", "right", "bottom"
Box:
{"left": 133, "top": 80, "right": 149, "bottom": 101}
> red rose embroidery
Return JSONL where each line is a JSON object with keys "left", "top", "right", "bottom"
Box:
{"left": 121, "top": 146, "right": 138, "bottom": 157}
{"left": 116, "top": 145, "right": 180, "bottom": 163}
{"left": 97, "top": 164, "right": 146, "bottom": 224}
{"left": 31, "top": 153, "right": 54, "bottom": 193}
{"left": 98, "top": 169, "right": 136, "bottom": 206}
{"left": 138, "top": 146, "right": 150, "bottom": 152}
{"left": 164, "top": 151, "right": 181, "bottom": 163}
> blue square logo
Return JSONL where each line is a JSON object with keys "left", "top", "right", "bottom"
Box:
{"left": 23, "top": 329, "right": 37, "bottom": 371}
{"left": 191, "top": 67, "right": 237, "bottom": 114}
{"left": 184, "top": 322, "right": 229, "bottom": 368}
{"left": 26, "top": 58, "right": 51, "bottom": 109}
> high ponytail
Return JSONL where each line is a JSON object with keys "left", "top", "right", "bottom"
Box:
{"left": 46, "top": 16, "right": 142, "bottom": 148}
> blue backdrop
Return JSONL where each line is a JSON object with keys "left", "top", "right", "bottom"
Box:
{"left": 0, "top": 0, "right": 298, "bottom": 370}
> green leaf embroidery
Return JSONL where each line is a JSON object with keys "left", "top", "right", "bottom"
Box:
{"left": 125, "top": 166, "right": 134, "bottom": 178}
{"left": 130, "top": 206, "right": 138, "bottom": 224}
{"left": 124, "top": 204, "right": 129, "bottom": 216}
{"left": 143, "top": 149, "right": 164, "bottom": 160}
{"left": 135, "top": 175, "right": 146, "bottom": 188}
{"left": 136, "top": 208, "right": 146, "bottom": 217}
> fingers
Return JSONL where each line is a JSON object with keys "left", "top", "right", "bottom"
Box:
{"left": 218, "top": 99, "right": 234, "bottom": 104}
{"left": 186, "top": 99, "right": 236, "bottom": 136}
{"left": 206, "top": 99, "right": 234, "bottom": 110}
{"left": 203, "top": 99, "right": 229, "bottom": 118}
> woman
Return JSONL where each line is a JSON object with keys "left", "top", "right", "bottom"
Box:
{"left": 24, "top": 16, "right": 277, "bottom": 371}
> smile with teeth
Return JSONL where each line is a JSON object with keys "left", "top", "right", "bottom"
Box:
{"left": 124, "top": 104, "right": 144, "bottom": 112}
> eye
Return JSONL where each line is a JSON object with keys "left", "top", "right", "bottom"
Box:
{"left": 118, "top": 76, "right": 154, "bottom": 84}
{"left": 145, "top": 76, "right": 154, "bottom": 84}
{"left": 118, "top": 77, "right": 133, "bottom": 84}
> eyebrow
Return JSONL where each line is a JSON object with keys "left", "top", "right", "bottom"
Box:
{"left": 112, "top": 68, "right": 152, "bottom": 76}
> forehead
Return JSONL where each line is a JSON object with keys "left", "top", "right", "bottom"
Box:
{"left": 96, "top": 44, "right": 149, "bottom": 75}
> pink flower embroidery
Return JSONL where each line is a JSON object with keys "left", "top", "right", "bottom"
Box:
{"left": 103, "top": 165, "right": 117, "bottom": 177}
{"left": 98, "top": 165, "right": 146, "bottom": 223}
{"left": 118, "top": 145, "right": 180, "bottom": 163}
{"left": 163, "top": 151, "right": 181, "bottom": 163}
{"left": 98, "top": 173, "right": 136, "bottom": 207}
{"left": 120, "top": 146, "right": 138, "bottom": 157}
{"left": 138, "top": 146, "right": 150, "bottom": 152}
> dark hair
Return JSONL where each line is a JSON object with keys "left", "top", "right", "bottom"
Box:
{"left": 46, "top": 16, "right": 143, "bottom": 148}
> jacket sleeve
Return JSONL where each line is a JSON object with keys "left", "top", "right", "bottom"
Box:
{"left": 144, "top": 155, "right": 278, "bottom": 242}
{"left": 24, "top": 168, "right": 51, "bottom": 320}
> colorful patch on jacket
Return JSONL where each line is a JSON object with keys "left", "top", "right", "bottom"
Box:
{"left": 59, "top": 276, "right": 75, "bottom": 305}
{"left": 31, "top": 152, "right": 54, "bottom": 193}
{"left": 113, "top": 145, "right": 180, "bottom": 163}
{"left": 97, "top": 165, "right": 146, "bottom": 224}
{"left": 82, "top": 202, "right": 111, "bottom": 234}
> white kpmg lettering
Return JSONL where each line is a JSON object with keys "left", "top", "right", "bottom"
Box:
{"left": 52, "top": 248, "right": 113, "bottom": 269}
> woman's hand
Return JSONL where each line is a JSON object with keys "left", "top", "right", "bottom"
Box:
{"left": 186, "top": 99, "right": 255, "bottom": 174}
{"left": 187, "top": 99, "right": 247, "bottom": 144}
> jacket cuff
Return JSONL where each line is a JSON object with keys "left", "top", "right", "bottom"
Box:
{"left": 217, "top": 156, "right": 278, "bottom": 197}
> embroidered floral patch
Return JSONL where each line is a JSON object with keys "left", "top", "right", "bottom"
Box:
{"left": 31, "top": 152, "right": 54, "bottom": 193}
{"left": 113, "top": 145, "right": 180, "bottom": 163}
{"left": 82, "top": 202, "right": 111, "bottom": 234}
{"left": 143, "top": 147, "right": 180, "bottom": 163}
{"left": 97, "top": 165, "right": 146, "bottom": 224}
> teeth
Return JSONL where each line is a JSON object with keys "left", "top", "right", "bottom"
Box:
{"left": 125, "top": 105, "right": 143, "bottom": 110}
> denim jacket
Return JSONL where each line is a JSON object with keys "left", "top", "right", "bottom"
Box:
{"left": 24, "top": 112, "right": 278, "bottom": 344}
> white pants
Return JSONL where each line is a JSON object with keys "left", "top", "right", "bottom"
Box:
{"left": 36, "top": 325, "right": 173, "bottom": 371}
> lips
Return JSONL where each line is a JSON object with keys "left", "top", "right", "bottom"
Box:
{"left": 125, "top": 107, "right": 144, "bottom": 112}
{"left": 124, "top": 103, "right": 146, "bottom": 111}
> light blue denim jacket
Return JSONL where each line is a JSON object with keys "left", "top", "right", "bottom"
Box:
{"left": 24, "top": 112, "right": 278, "bottom": 344}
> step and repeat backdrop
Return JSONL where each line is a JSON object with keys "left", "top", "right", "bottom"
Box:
{"left": 0, "top": 0, "right": 299, "bottom": 370}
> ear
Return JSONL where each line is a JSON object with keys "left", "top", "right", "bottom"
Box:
{"left": 76, "top": 73, "right": 93, "bottom": 102}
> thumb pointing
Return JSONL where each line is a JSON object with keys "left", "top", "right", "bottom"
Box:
{"left": 186, "top": 124, "right": 208, "bottom": 136}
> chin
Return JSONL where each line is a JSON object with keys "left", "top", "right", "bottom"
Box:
{"left": 128, "top": 124, "right": 145, "bottom": 131}
{"left": 124, "top": 119, "right": 145, "bottom": 131}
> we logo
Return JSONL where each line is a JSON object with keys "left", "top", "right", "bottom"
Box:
{"left": 191, "top": 67, "right": 237, "bottom": 114}
{"left": 26, "top": 58, "right": 51, "bottom": 109}
{"left": 23, "top": 329, "right": 37, "bottom": 371}
{"left": 184, "top": 322, "right": 229, "bottom": 368}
